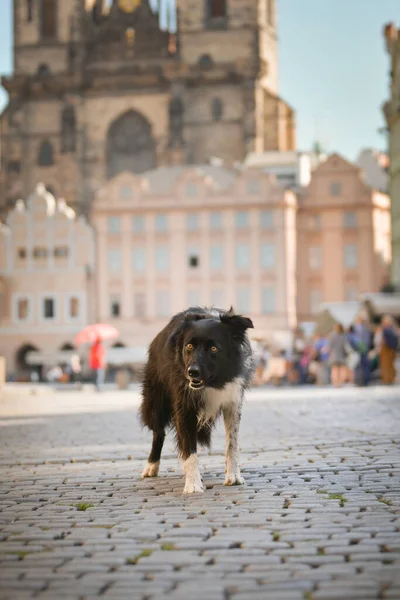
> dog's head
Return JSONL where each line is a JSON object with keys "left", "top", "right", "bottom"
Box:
{"left": 168, "top": 308, "right": 253, "bottom": 390}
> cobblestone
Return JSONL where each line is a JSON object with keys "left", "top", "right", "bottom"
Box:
{"left": 0, "top": 384, "right": 399, "bottom": 599}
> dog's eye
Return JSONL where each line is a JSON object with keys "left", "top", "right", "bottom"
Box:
{"left": 210, "top": 346, "right": 218, "bottom": 353}
{"left": 186, "top": 343, "right": 193, "bottom": 351}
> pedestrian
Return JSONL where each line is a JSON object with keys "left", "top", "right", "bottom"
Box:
{"left": 353, "top": 315, "right": 373, "bottom": 386}
{"left": 89, "top": 337, "right": 106, "bottom": 392}
{"left": 379, "top": 315, "right": 398, "bottom": 385}
{"left": 311, "top": 332, "right": 330, "bottom": 385}
{"left": 328, "top": 323, "right": 349, "bottom": 387}
{"left": 69, "top": 353, "right": 82, "bottom": 389}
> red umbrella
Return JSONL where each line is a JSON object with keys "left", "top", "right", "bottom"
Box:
{"left": 74, "top": 323, "right": 119, "bottom": 346}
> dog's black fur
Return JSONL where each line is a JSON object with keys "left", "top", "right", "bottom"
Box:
{"left": 140, "top": 306, "right": 254, "bottom": 492}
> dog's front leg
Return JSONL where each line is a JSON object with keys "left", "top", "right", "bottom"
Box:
{"left": 176, "top": 409, "right": 204, "bottom": 494}
{"left": 223, "top": 403, "right": 245, "bottom": 486}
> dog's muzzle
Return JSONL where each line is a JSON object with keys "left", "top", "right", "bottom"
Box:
{"left": 188, "top": 378, "right": 204, "bottom": 390}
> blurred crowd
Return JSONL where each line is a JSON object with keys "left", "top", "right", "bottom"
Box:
{"left": 254, "top": 315, "right": 399, "bottom": 387}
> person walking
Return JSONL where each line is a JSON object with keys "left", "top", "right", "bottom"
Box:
{"left": 89, "top": 337, "right": 106, "bottom": 392}
{"left": 328, "top": 323, "right": 349, "bottom": 387}
{"left": 379, "top": 315, "right": 399, "bottom": 385}
{"left": 353, "top": 316, "right": 372, "bottom": 386}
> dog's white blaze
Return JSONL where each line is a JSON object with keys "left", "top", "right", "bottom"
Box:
{"left": 199, "top": 377, "right": 243, "bottom": 427}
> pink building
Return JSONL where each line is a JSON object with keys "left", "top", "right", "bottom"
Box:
{"left": 297, "top": 154, "right": 392, "bottom": 320}
{"left": 91, "top": 166, "right": 298, "bottom": 349}
{"left": 0, "top": 184, "right": 94, "bottom": 374}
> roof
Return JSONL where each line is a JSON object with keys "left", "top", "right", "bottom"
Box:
{"left": 141, "top": 165, "right": 238, "bottom": 193}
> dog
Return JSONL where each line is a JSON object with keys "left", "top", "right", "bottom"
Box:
{"left": 140, "top": 306, "right": 254, "bottom": 493}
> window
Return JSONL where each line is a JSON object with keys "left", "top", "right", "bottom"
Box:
{"left": 260, "top": 210, "right": 273, "bottom": 229}
{"left": 54, "top": 246, "right": 69, "bottom": 258}
{"left": 187, "top": 213, "right": 200, "bottom": 231}
{"left": 188, "top": 247, "right": 200, "bottom": 268}
{"left": 7, "top": 160, "right": 21, "bottom": 173}
{"left": 60, "top": 105, "right": 76, "bottom": 153}
{"left": 33, "top": 247, "right": 48, "bottom": 258}
{"left": 247, "top": 179, "right": 260, "bottom": 194}
{"left": 345, "top": 286, "right": 358, "bottom": 301}
{"left": 108, "top": 216, "right": 120, "bottom": 234}
{"left": 107, "top": 248, "right": 122, "bottom": 273}
{"left": 309, "top": 289, "right": 322, "bottom": 314}
{"left": 38, "top": 140, "right": 54, "bottom": 166}
{"left": 236, "top": 243, "right": 250, "bottom": 270}
{"left": 110, "top": 295, "right": 121, "bottom": 318}
{"left": 210, "top": 245, "right": 224, "bottom": 271}
{"left": 236, "top": 288, "right": 250, "bottom": 313}
{"left": 43, "top": 297, "right": 55, "bottom": 320}
{"left": 188, "top": 289, "right": 202, "bottom": 307}
{"left": 330, "top": 182, "right": 342, "bottom": 196}
{"left": 260, "top": 243, "right": 275, "bottom": 269}
{"left": 155, "top": 246, "right": 169, "bottom": 271}
{"left": 211, "top": 288, "right": 225, "bottom": 308}
{"left": 344, "top": 244, "right": 358, "bottom": 269}
{"left": 309, "top": 214, "right": 321, "bottom": 230}
{"left": 156, "top": 290, "right": 170, "bottom": 317}
{"left": 134, "top": 293, "right": 146, "bottom": 319}
{"left": 17, "top": 248, "right": 27, "bottom": 260}
{"left": 211, "top": 97, "right": 223, "bottom": 122}
{"left": 210, "top": 212, "right": 222, "bottom": 229}
{"left": 186, "top": 183, "right": 198, "bottom": 197}
{"left": 155, "top": 214, "right": 168, "bottom": 233}
{"left": 344, "top": 211, "right": 357, "bottom": 229}
{"left": 261, "top": 287, "right": 275, "bottom": 314}
{"left": 27, "top": 0, "right": 33, "bottom": 22}
{"left": 17, "top": 298, "right": 29, "bottom": 321}
{"left": 206, "top": 0, "right": 227, "bottom": 24}
{"left": 132, "top": 215, "right": 145, "bottom": 234}
{"left": 69, "top": 297, "right": 80, "bottom": 319}
{"left": 120, "top": 185, "right": 133, "bottom": 200}
{"left": 40, "top": 0, "right": 57, "bottom": 39}
{"left": 133, "top": 247, "right": 146, "bottom": 272}
{"left": 309, "top": 246, "right": 322, "bottom": 270}
{"left": 236, "top": 211, "right": 249, "bottom": 229}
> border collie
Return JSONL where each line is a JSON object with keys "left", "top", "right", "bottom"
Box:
{"left": 140, "top": 307, "right": 254, "bottom": 494}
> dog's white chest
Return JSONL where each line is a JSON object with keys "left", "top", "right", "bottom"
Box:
{"left": 199, "top": 379, "right": 243, "bottom": 425}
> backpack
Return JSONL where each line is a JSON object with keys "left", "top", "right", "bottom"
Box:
{"left": 383, "top": 328, "right": 399, "bottom": 350}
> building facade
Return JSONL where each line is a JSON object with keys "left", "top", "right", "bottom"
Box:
{"left": 0, "top": 0, "right": 295, "bottom": 217}
{"left": 90, "top": 165, "right": 298, "bottom": 349}
{"left": 0, "top": 184, "right": 94, "bottom": 373}
{"left": 383, "top": 23, "right": 400, "bottom": 288}
{"left": 296, "top": 154, "right": 392, "bottom": 321}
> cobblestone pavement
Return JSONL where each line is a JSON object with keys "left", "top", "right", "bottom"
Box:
{"left": 0, "top": 384, "right": 400, "bottom": 600}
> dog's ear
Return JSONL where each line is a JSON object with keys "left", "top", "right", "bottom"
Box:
{"left": 220, "top": 307, "right": 254, "bottom": 339}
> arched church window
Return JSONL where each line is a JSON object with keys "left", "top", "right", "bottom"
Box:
{"left": 168, "top": 96, "right": 184, "bottom": 148}
{"left": 61, "top": 105, "right": 77, "bottom": 153}
{"left": 40, "top": 0, "right": 57, "bottom": 39}
{"left": 211, "top": 97, "right": 223, "bottom": 121}
{"left": 198, "top": 54, "right": 214, "bottom": 69}
{"left": 27, "top": 0, "right": 34, "bottom": 22}
{"left": 106, "top": 111, "right": 155, "bottom": 179}
{"left": 38, "top": 140, "right": 54, "bottom": 166}
{"left": 37, "top": 64, "right": 51, "bottom": 77}
{"left": 206, "top": 0, "right": 227, "bottom": 28}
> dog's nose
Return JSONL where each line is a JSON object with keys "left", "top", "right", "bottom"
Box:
{"left": 188, "top": 366, "right": 200, "bottom": 379}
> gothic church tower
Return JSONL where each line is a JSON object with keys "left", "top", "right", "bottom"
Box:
{"left": 0, "top": 0, "right": 295, "bottom": 214}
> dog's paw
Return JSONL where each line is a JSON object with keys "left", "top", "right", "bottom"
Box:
{"left": 224, "top": 472, "right": 245, "bottom": 486}
{"left": 183, "top": 479, "right": 204, "bottom": 494}
{"left": 141, "top": 461, "right": 160, "bottom": 478}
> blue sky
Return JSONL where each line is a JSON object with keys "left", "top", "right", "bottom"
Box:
{"left": 0, "top": 0, "right": 397, "bottom": 161}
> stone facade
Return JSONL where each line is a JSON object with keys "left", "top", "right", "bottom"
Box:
{"left": 383, "top": 23, "right": 400, "bottom": 288}
{"left": 0, "top": 183, "right": 95, "bottom": 373}
{"left": 0, "top": 0, "right": 295, "bottom": 217}
{"left": 90, "top": 165, "right": 298, "bottom": 350}
{"left": 296, "top": 154, "right": 392, "bottom": 320}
